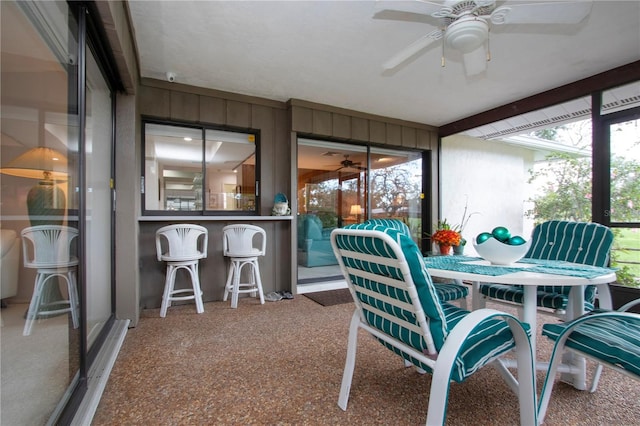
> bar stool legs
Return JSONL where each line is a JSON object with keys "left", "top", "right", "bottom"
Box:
{"left": 160, "top": 260, "right": 205, "bottom": 317}
{"left": 223, "top": 256, "right": 265, "bottom": 309}
{"left": 23, "top": 268, "right": 79, "bottom": 336}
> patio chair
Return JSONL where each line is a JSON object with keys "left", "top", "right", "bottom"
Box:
{"left": 331, "top": 224, "right": 537, "bottom": 425}
{"left": 537, "top": 298, "right": 640, "bottom": 423}
{"left": 365, "top": 219, "right": 469, "bottom": 308}
{"left": 478, "top": 220, "right": 614, "bottom": 317}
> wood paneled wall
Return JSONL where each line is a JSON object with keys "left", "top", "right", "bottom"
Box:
{"left": 136, "top": 79, "right": 439, "bottom": 307}
{"left": 289, "top": 98, "right": 437, "bottom": 149}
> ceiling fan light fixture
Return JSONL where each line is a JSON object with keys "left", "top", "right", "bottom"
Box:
{"left": 444, "top": 17, "right": 488, "bottom": 53}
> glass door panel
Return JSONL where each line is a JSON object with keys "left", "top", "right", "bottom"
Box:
{"left": 370, "top": 147, "right": 423, "bottom": 249}
{"left": 297, "top": 140, "right": 366, "bottom": 285}
{"left": 85, "top": 44, "right": 113, "bottom": 348}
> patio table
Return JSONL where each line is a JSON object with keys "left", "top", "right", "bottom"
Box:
{"left": 424, "top": 255, "right": 617, "bottom": 390}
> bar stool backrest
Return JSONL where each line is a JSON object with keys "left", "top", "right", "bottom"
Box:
{"left": 21, "top": 225, "right": 78, "bottom": 268}
{"left": 156, "top": 224, "right": 208, "bottom": 262}
{"left": 223, "top": 224, "right": 266, "bottom": 258}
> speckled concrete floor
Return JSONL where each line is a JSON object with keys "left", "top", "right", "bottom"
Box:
{"left": 93, "top": 296, "right": 639, "bottom": 425}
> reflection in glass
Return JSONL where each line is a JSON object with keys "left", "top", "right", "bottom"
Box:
{"left": 370, "top": 147, "right": 423, "bottom": 248}
{"left": 0, "top": 0, "right": 80, "bottom": 423}
{"left": 144, "top": 124, "right": 202, "bottom": 211}
{"left": 205, "top": 129, "right": 256, "bottom": 212}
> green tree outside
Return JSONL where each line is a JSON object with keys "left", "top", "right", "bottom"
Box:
{"left": 527, "top": 123, "right": 640, "bottom": 286}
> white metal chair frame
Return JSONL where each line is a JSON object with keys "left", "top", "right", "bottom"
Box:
{"left": 155, "top": 224, "right": 208, "bottom": 317}
{"left": 21, "top": 225, "right": 80, "bottom": 336}
{"left": 223, "top": 224, "right": 266, "bottom": 309}
{"left": 331, "top": 227, "right": 537, "bottom": 425}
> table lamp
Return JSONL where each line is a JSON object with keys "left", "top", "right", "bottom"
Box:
{"left": 349, "top": 204, "right": 362, "bottom": 216}
{"left": 0, "top": 147, "right": 68, "bottom": 223}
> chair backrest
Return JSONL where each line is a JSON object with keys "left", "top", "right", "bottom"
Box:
{"left": 331, "top": 223, "right": 449, "bottom": 354}
{"left": 526, "top": 220, "right": 614, "bottom": 300}
{"left": 155, "top": 224, "right": 208, "bottom": 261}
{"left": 526, "top": 220, "right": 613, "bottom": 267}
{"left": 223, "top": 224, "right": 266, "bottom": 257}
{"left": 21, "top": 225, "right": 78, "bottom": 268}
{"left": 364, "top": 218, "right": 411, "bottom": 237}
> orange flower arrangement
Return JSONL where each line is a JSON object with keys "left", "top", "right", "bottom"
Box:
{"left": 431, "top": 229, "right": 461, "bottom": 246}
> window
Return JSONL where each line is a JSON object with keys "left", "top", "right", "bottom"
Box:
{"left": 143, "top": 121, "right": 258, "bottom": 214}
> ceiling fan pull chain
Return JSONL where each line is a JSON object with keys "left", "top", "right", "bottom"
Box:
{"left": 486, "top": 28, "right": 491, "bottom": 62}
{"left": 441, "top": 32, "right": 446, "bottom": 68}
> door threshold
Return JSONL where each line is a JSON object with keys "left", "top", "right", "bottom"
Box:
{"left": 296, "top": 280, "right": 347, "bottom": 294}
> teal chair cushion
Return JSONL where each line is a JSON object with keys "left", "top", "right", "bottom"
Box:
{"left": 434, "top": 282, "right": 469, "bottom": 303}
{"left": 527, "top": 220, "right": 613, "bottom": 266}
{"left": 365, "top": 219, "right": 469, "bottom": 303}
{"left": 377, "top": 302, "right": 527, "bottom": 383}
{"left": 342, "top": 222, "right": 449, "bottom": 350}
{"left": 365, "top": 218, "right": 411, "bottom": 235}
{"left": 479, "top": 283, "right": 595, "bottom": 311}
{"left": 542, "top": 314, "right": 640, "bottom": 377}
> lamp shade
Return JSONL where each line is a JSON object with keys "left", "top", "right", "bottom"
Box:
{"left": 349, "top": 205, "right": 363, "bottom": 215}
{"left": 0, "top": 147, "right": 68, "bottom": 180}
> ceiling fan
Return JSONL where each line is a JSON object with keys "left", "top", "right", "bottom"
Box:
{"left": 332, "top": 155, "right": 368, "bottom": 172}
{"left": 374, "top": 0, "right": 593, "bottom": 76}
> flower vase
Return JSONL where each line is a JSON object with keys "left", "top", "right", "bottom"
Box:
{"left": 439, "top": 244, "right": 452, "bottom": 255}
{"left": 453, "top": 244, "right": 465, "bottom": 255}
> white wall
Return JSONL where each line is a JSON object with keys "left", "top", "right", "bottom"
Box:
{"left": 440, "top": 134, "right": 536, "bottom": 256}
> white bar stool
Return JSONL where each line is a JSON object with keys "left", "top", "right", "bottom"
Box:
{"left": 21, "top": 225, "right": 79, "bottom": 336}
{"left": 155, "top": 224, "right": 208, "bottom": 317}
{"left": 223, "top": 224, "right": 266, "bottom": 308}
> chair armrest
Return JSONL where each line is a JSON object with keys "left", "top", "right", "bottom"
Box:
{"left": 436, "top": 309, "right": 532, "bottom": 365}
{"left": 618, "top": 297, "right": 640, "bottom": 312}
{"left": 429, "top": 309, "right": 536, "bottom": 426}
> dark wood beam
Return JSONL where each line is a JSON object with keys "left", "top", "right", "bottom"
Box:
{"left": 439, "top": 60, "right": 640, "bottom": 138}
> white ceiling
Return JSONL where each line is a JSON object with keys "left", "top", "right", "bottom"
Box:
{"left": 127, "top": 0, "right": 640, "bottom": 128}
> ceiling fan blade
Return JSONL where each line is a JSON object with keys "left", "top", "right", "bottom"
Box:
{"left": 373, "top": 0, "right": 444, "bottom": 17}
{"left": 491, "top": 1, "right": 593, "bottom": 25}
{"left": 383, "top": 29, "right": 442, "bottom": 70}
{"left": 462, "top": 47, "right": 488, "bottom": 76}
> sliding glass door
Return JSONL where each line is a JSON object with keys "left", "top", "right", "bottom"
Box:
{"left": 296, "top": 139, "right": 424, "bottom": 289}
{"left": 1, "top": 1, "right": 116, "bottom": 422}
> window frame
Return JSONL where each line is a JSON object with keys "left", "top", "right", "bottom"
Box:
{"left": 141, "top": 117, "right": 260, "bottom": 216}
